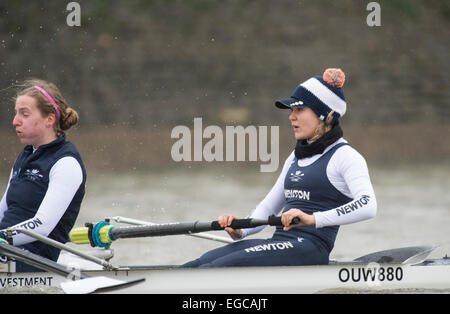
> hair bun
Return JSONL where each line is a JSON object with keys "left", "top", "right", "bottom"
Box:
{"left": 323, "top": 68, "right": 345, "bottom": 88}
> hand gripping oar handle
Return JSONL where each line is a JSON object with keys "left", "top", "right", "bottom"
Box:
{"left": 70, "top": 215, "right": 301, "bottom": 247}
{"left": 210, "top": 215, "right": 300, "bottom": 230}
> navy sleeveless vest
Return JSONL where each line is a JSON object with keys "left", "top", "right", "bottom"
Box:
{"left": 273, "top": 142, "right": 352, "bottom": 251}
{"left": 0, "top": 135, "right": 86, "bottom": 264}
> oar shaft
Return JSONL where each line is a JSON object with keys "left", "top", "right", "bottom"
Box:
{"left": 70, "top": 215, "right": 300, "bottom": 247}
{"left": 107, "top": 216, "right": 233, "bottom": 244}
{"left": 110, "top": 221, "right": 213, "bottom": 240}
{"left": 111, "top": 216, "right": 289, "bottom": 240}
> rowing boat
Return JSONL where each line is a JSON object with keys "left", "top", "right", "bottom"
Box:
{"left": 1, "top": 216, "right": 449, "bottom": 294}
{"left": 2, "top": 253, "right": 450, "bottom": 294}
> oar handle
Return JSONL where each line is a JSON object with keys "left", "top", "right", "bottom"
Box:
{"left": 210, "top": 215, "right": 300, "bottom": 230}
{"left": 268, "top": 215, "right": 301, "bottom": 226}
{"left": 210, "top": 218, "right": 261, "bottom": 230}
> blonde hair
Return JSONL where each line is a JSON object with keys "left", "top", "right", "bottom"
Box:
{"left": 309, "top": 110, "right": 335, "bottom": 142}
{"left": 16, "top": 79, "right": 79, "bottom": 136}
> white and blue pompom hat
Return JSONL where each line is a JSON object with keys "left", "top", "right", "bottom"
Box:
{"left": 275, "top": 68, "right": 347, "bottom": 124}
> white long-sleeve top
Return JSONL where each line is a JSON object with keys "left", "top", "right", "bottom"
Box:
{"left": 240, "top": 138, "right": 377, "bottom": 239}
{"left": 0, "top": 156, "right": 83, "bottom": 246}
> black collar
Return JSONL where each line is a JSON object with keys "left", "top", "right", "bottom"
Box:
{"left": 295, "top": 125, "right": 343, "bottom": 159}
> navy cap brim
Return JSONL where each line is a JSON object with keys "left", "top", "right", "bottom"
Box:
{"left": 275, "top": 98, "right": 304, "bottom": 109}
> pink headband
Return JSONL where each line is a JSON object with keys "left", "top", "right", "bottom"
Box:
{"left": 33, "top": 85, "right": 61, "bottom": 120}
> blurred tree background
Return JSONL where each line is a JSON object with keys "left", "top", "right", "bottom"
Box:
{"left": 0, "top": 0, "right": 449, "bottom": 172}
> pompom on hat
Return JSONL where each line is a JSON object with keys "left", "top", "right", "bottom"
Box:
{"left": 275, "top": 68, "right": 347, "bottom": 124}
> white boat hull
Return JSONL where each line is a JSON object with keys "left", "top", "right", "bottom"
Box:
{"left": 1, "top": 262, "right": 449, "bottom": 293}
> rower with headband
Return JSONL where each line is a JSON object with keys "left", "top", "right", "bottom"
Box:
{"left": 33, "top": 85, "right": 61, "bottom": 121}
{"left": 0, "top": 79, "right": 86, "bottom": 272}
